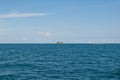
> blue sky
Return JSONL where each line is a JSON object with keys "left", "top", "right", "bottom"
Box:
{"left": 0, "top": 0, "right": 120, "bottom": 43}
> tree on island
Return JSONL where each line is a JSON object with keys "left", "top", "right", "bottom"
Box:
{"left": 56, "top": 41, "right": 63, "bottom": 44}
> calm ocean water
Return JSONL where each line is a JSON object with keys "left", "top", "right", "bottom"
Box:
{"left": 0, "top": 44, "right": 120, "bottom": 80}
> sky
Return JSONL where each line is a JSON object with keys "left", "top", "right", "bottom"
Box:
{"left": 0, "top": 0, "right": 120, "bottom": 43}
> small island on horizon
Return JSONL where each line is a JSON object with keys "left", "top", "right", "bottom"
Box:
{"left": 56, "top": 41, "right": 64, "bottom": 44}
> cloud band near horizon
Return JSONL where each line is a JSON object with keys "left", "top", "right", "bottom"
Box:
{"left": 0, "top": 13, "right": 46, "bottom": 18}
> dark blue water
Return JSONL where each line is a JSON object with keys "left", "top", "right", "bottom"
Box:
{"left": 0, "top": 44, "right": 120, "bottom": 80}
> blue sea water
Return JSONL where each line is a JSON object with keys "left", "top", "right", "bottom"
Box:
{"left": 0, "top": 44, "right": 120, "bottom": 80}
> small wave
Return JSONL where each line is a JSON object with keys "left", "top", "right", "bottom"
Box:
{"left": 0, "top": 71, "right": 16, "bottom": 77}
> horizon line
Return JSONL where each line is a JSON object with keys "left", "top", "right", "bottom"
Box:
{"left": 0, "top": 43, "right": 120, "bottom": 44}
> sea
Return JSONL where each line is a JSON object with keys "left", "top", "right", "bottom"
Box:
{"left": 0, "top": 44, "right": 120, "bottom": 80}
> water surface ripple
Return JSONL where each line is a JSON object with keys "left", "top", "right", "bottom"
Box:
{"left": 0, "top": 44, "right": 120, "bottom": 80}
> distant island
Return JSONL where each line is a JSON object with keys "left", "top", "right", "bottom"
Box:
{"left": 56, "top": 41, "right": 63, "bottom": 44}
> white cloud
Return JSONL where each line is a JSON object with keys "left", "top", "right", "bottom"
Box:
{"left": 21, "top": 37, "right": 28, "bottom": 41}
{"left": 38, "top": 32, "right": 51, "bottom": 37}
{"left": 0, "top": 27, "right": 8, "bottom": 36}
{"left": 0, "top": 13, "right": 46, "bottom": 18}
